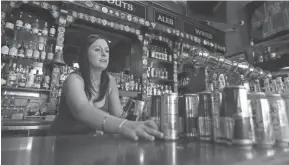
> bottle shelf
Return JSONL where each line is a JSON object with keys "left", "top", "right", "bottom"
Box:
{"left": 1, "top": 55, "right": 53, "bottom": 64}
{"left": 254, "top": 54, "right": 289, "bottom": 71}
{"left": 4, "top": 27, "right": 57, "bottom": 42}
{"left": 147, "top": 57, "right": 173, "bottom": 64}
{"left": 1, "top": 86, "right": 51, "bottom": 93}
{"left": 148, "top": 77, "right": 174, "bottom": 83}
{"left": 119, "top": 90, "right": 141, "bottom": 97}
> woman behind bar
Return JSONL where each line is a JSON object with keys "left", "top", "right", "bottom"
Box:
{"left": 50, "top": 34, "right": 163, "bottom": 141}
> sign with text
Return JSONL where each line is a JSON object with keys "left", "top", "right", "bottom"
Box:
{"left": 154, "top": 9, "right": 176, "bottom": 28}
{"left": 184, "top": 22, "right": 213, "bottom": 40}
{"left": 98, "top": 0, "right": 147, "bottom": 19}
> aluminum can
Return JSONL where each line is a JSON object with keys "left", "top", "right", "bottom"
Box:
{"left": 282, "top": 94, "right": 289, "bottom": 123}
{"left": 150, "top": 95, "right": 161, "bottom": 128}
{"left": 212, "top": 91, "right": 222, "bottom": 143}
{"left": 248, "top": 92, "right": 275, "bottom": 148}
{"left": 267, "top": 93, "right": 289, "bottom": 147}
{"left": 183, "top": 94, "right": 199, "bottom": 138}
{"left": 160, "top": 93, "right": 179, "bottom": 140}
{"left": 223, "top": 86, "right": 255, "bottom": 147}
{"left": 198, "top": 92, "right": 213, "bottom": 141}
{"left": 178, "top": 96, "right": 185, "bottom": 137}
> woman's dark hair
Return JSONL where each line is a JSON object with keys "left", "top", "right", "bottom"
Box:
{"left": 78, "top": 34, "right": 110, "bottom": 102}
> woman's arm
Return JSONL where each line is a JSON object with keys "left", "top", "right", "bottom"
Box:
{"left": 64, "top": 74, "right": 124, "bottom": 132}
{"left": 107, "top": 75, "right": 124, "bottom": 117}
{"left": 64, "top": 74, "right": 163, "bottom": 140}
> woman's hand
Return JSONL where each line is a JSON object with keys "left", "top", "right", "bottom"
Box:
{"left": 119, "top": 120, "right": 164, "bottom": 141}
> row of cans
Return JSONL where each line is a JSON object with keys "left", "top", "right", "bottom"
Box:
{"left": 149, "top": 87, "right": 289, "bottom": 148}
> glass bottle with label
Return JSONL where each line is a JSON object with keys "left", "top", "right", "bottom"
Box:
{"left": 32, "top": 44, "right": 40, "bottom": 60}
{"left": 151, "top": 46, "right": 155, "bottom": 58}
{"left": 32, "top": 18, "right": 39, "bottom": 34}
{"left": 17, "top": 42, "right": 25, "bottom": 58}
{"left": 42, "top": 22, "right": 48, "bottom": 36}
{"left": 26, "top": 41, "right": 33, "bottom": 59}
{"left": 33, "top": 70, "right": 41, "bottom": 89}
{"left": 150, "top": 67, "right": 155, "bottom": 78}
{"left": 47, "top": 44, "right": 54, "bottom": 61}
{"left": 40, "top": 46, "right": 46, "bottom": 61}
{"left": 49, "top": 25, "right": 56, "bottom": 37}
{"left": 168, "top": 53, "right": 172, "bottom": 62}
{"left": 7, "top": 63, "right": 17, "bottom": 87}
{"left": 129, "top": 75, "right": 135, "bottom": 91}
{"left": 5, "top": 13, "right": 14, "bottom": 30}
{"left": 8, "top": 36, "right": 18, "bottom": 57}
{"left": 18, "top": 65, "right": 27, "bottom": 88}
{"left": 41, "top": 74, "right": 50, "bottom": 89}
{"left": 26, "top": 67, "right": 34, "bottom": 88}
{"left": 24, "top": 15, "right": 32, "bottom": 32}
{"left": 138, "top": 78, "right": 142, "bottom": 92}
{"left": 1, "top": 40, "right": 10, "bottom": 56}
{"left": 15, "top": 12, "right": 23, "bottom": 30}
{"left": 15, "top": 64, "right": 23, "bottom": 87}
{"left": 276, "top": 77, "right": 284, "bottom": 94}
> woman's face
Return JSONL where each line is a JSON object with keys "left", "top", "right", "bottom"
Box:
{"left": 87, "top": 39, "right": 109, "bottom": 70}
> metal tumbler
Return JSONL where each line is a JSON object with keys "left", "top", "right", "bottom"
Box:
{"left": 212, "top": 91, "right": 222, "bottom": 143}
{"left": 183, "top": 94, "right": 199, "bottom": 138}
{"left": 223, "top": 86, "right": 255, "bottom": 148}
{"left": 198, "top": 92, "right": 213, "bottom": 141}
{"left": 267, "top": 93, "right": 289, "bottom": 147}
{"left": 248, "top": 92, "right": 275, "bottom": 148}
{"left": 150, "top": 95, "right": 161, "bottom": 128}
{"left": 160, "top": 93, "right": 179, "bottom": 140}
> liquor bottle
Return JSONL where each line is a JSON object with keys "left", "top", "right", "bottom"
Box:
{"left": 276, "top": 77, "right": 284, "bottom": 94}
{"left": 18, "top": 65, "right": 27, "bottom": 88}
{"left": 26, "top": 67, "right": 35, "bottom": 88}
{"left": 284, "top": 77, "right": 289, "bottom": 92}
{"left": 263, "top": 48, "right": 268, "bottom": 62}
{"left": 164, "top": 48, "right": 167, "bottom": 61}
{"left": 151, "top": 46, "right": 155, "bottom": 58}
{"left": 33, "top": 70, "right": 41, "bottom": 88}
{"left": 42, "top": 22, "right": 48, "bottom": 36}
{"left": 26, "top": 41, "right": 33, "bottom": 59}
{"left": 129, "top": 75, "right": 135, "bottom": 91}
{"left": 5, "top": 13, "right": 14, "bottom": 30}
{"left": 125, "top": 77, "right": 129, "bottom": 91}
{"left": 15, "top": 12, "right": 23, "bottom": 30}
{"left": 24, "top": 15, "right": 32, "bottom": 32}
{"left": 32, "top": 44, "right": 40, "bottom": 60}
{"left": 15, "top": 64, "right": 23, "bottom": 87}
{"left": 17, "top": 42, "right": 25, "bottom": 58}
{"left": 59, "top": 67, "right": 66, "bottom": 87}
{"left": 253, "top": 79, "right": 261, "bottom": 92}
{"left": 32, "top": 18, "right": 39, "bottom": 34}
{"left": 8, "top": 36, "right": 18, "bottom": 57}
{"left": 6, "top": 63, "right": 17, "bottom": 87}
{"left": 258, "top": 53, "right": 264, "bottom": 63}
{"left": 134, "top": 77, "right": 139, "bottom": 91}
{"left": 150, "top": 67, "right": 155, "bottom": 78}
{"left": 137, "top": 78, "right": 142, "bottom": 92}
{"left": 40, "top": 46, "right": 46, "bottom": 61}
{"left": 1, "top": 40, "right": 10, "bottom": 56}
{"left": 47, "top": 44, "right": 54, "bottom": 61}
{"left": 41, "top": 74, "right": 50, "bottom": 89}
{"left": 271, "top": 79, "right": 278, "bottom": 94}
{"left": 49, "top": 25, "right": 56, "bottom": 37}
{"left": 168, "top": 53, "right": 172, "bottom": 62}
{"left": 264, "top": 78, "right": 271, "bottom": 93}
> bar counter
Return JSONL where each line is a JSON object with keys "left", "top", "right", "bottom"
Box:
{"left": 2, "top": 134, "right": 289, "bottom": 165}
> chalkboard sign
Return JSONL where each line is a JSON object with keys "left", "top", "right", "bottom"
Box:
{"left": 251, "top": 1, "right": 289, "bottom": 39}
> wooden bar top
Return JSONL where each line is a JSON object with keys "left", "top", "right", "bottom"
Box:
{"left": 1, "top": 134, "right": 289, "bottom": 165}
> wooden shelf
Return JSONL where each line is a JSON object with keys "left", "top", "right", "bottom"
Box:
{"left": 253, "top": 32, "right": 289, "bottom": 48}
{"left": 119, "top": 90, "right": 140, "bottom": 97}
{"left": 255, "top": 54, "right": 289, "bottom": 71}
{"left": 147, "top": 57, "right": 173, "bottom": 64}
{"left": 148, "top": 78, "right": 174, "bottom": 83}
{"left": 1, "top": 55, "right": 53, "bottom": 64}
{"left": 2, "top": 87, "right": 51, "bottom": 93}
